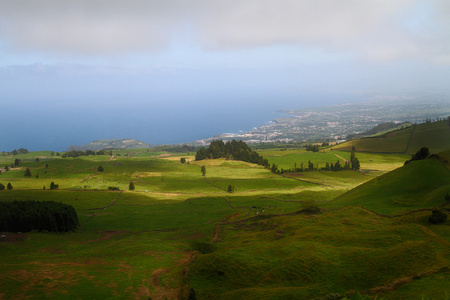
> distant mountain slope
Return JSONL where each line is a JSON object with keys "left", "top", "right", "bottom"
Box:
{"left": 332, "top": 149, "right": 450, "bottom": 215}
{"left": 346, "top": 121, "right": 412, "bottom": 139}
{"left": 67, "top": 139, "right": 152, "bottom": 151}
{"left": 332, "top": 120, "right": 450, "bottom": 154}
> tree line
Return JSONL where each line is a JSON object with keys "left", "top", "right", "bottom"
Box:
{"left": 1, "top": 148, "right": 29, "bottom": 156}
{"left": 195, "top": 140, "right": 270, "bottom": 168}
{"left": 0, "top": 200, "right": 79, "bottom": 232}
{"left": 195, "top": 140, "right": 361, "bottom": 175}
{"left": 62, "top": 150, "right": 113, "bottom": 158}
{"left": 270, "top": 146, "right": 360, "bottom": 174}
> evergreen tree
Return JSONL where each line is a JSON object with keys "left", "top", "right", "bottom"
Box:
{"left": 97, "top": 165, "right": 104, "bottom": 172}
{"left": 0, "top": 183, "right": 5, "bottom": 190}
{"left": 187, "top": 288, "right": 197, "bottom": 300}
{"left": 14, "top": 158, "right": 20, "bottom": 166}
{"left": 350, "top": 146, "right": 360, "bottom": 170}
{"left": 128, "top": 181, "right": 135, "bottom": 191}
{"left": 180, "top": 158, "right": 186, "bottom": 163}
{"left": 24, "top": 168, "right": 32, "bottom": 177}
{"left": 7, "top": 182, "right": 13, "bottom": 190}
{"left": 201, "top": 165, "right": 206, "bottom": 176}
{"left": 36, "top": 157, "right": 40, "bottom": 162}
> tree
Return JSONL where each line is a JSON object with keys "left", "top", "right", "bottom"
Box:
{"left": 24, "top": 168, "right": 32, "bottom": 177}
{"left": 180, "top": 158, "right": 186, "bottom": 163}
{"left": 187, "top": 288, "right": 197, "bottom": 300}
{"left": 428, "top": 209, "right": 447, "bottom": 224}
{"left": 227, "top": 185, "right": 235, "bottom": 193}
{"left": 50, "top": 182, "right": 59, "bottom": 190}
{"left": 98, "top": 165, "right": 104, "bottom": 172}
{"left": 405, "top": 147, "right": 430, "bottom": 164}
{"left": 35, "top": 157, "right": 40, "bottom": 162}
{"left": 5, "top": 165, "right": 9, "bottom": 171}
{"left": 128, "top": 181, "right": 135, "bottom": 191}
{"left": 201, "top": 165, "right": 206, "bottom": 177}
{"left": 14, "top": 158, "right": 20, "bottom": 166}
{"left": 7, "top": 182, "right": 13, "bottom": 190}
{"left": 0, "top": 183, "right": 5, "bottom": 190}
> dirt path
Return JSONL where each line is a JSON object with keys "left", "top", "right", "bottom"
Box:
{"left": 334, "top": 153, "right": 349, "bottom": 163}
{"left": 82, "top": 191, "right": 123, "bottom": 225}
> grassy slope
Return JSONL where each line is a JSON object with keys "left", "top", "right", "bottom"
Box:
{"left": 329, "top": 153, "right": 450, "bottom": 215}
{"left": 1, "top": 147, "right": 449, "bottom": 299}
{"left": 190, "top": 206, "right": 450, "bottom": 300}
{"left": 332, "top": 120, "right": 450, "bottom": 155}
{"left": 189, "top": 150, "right": 450, "bottom": 299}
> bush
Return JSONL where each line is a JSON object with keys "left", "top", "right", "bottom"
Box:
{"left": 190, "top": 240, "right": 216, "bottom": 254}
{"left": 108, "top": 186, "right": 120, "bottom": 191}
{"left": 428, "top": 209, "right": 448, "bottom": 224}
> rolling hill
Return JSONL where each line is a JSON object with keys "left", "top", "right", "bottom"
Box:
{"left": 331, "top": 119, "right": 450, "bottom": 155}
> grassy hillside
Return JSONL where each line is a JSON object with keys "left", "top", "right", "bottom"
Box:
{"left": 189, "top": 205, "right": 450, "bottom": 300}
{"left": 329, "top": 151, "right": 450, "bottom": 215}
{"left": 1, "top": 146, "right": 449, "bottom": 299}
{"left": 332, "top": 120, "right": 450, "bottom": 155}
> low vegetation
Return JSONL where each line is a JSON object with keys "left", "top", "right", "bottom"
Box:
{"left": 0, "top": 122, "right": 449, "bottom": 299}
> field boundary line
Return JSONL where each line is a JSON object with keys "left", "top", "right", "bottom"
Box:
{"left": 82, "top": 191, "right": 123, "bottom": 225}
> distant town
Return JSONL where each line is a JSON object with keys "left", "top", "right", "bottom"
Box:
{"left": 196, "top": 95, "right": 450, "bottom": 145}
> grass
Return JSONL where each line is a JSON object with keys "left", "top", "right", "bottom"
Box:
{"left": 332, "top": 120, "right": 450, "bottom": 155}
{"left": 189, "top": 205, "right": 450, "bottom": 299}
{"left": 0, "top": 144, "right": 449, "bottom": 299}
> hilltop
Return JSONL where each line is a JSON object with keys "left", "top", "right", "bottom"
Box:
{"left": 66, "top": 138, "right": 152, "bottom": 151}
{"left": 331, "top": 119, "right": 450, "bottom": 155}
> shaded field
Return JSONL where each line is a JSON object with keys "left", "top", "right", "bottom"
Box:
{"left": 1, "top": 146, "right": 449, "bottom": 299}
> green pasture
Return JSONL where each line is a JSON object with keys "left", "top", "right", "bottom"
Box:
{"left": 330, "top": 157, "right": 450, "bottom": 215}
{"left": 1, "top": 143, "right": 449, "bottom": 299}
{"left": 190, "top": 205, "right": 450, "bottom": 299}
{"left": 333, "top": 120, "right": 450, "bottom": 155}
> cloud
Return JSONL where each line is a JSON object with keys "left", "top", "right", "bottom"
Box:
{"left": 0, "top": 0, "right": 449, "bottom": 63}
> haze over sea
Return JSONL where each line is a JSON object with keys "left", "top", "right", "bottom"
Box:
{"left": 2, "top": 1, "right": 450, "bottom": 152}
{"left": 3, "top": 90, "right": 361, "bottom": 152}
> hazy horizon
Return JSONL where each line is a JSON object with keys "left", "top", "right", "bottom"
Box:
{"left": 1, "top": 0, "right": 450, "bottom": 151}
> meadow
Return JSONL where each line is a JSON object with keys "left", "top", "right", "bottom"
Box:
{"left": 1, "top": 133, "right": 449, "bottom": 299}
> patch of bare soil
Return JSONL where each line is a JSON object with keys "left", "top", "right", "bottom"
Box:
{"left": 80, "top": 230, "right": 127, "bottom": 244}
{"left": 367, "top": 266, "right": 450, "bottom": 294}
{"left": 0, "top": 232, "right": 28, "bottom": 244}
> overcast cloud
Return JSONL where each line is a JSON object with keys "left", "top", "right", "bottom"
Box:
{"left": 1, "top": 1, "right": 449, "bottom": 150}
{"left": 1, "top": 0, "right": 449, "bottom": 63}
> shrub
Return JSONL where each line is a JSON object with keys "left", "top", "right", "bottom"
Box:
{"left": 108, "top": 186, "right": 120, "bottom": 191}
{"left": 428, "top": 209, "right": 448, "bottom": 224}
{"left": 190, "top": 240, "right": 216, "bottom": 254}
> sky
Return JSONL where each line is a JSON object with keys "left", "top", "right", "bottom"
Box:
{"left": 1, "top": 0, "right": 450, "bottom": 151}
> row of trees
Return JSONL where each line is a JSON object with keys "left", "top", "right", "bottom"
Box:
{"left": 268, "top": 146, "right": 359, "bottom": 174}
{"left": 195, "top": 140, "right": 270, "bottom": 168}
{"left": 62, "top": 150, "right": 112, "bottom": 158}
{"left": 196, "top": 140, "right": 361, "bottom": 175}
{"left": 270, "top": 159, "right": 359, "bottom": 174}
{"left": 0, "top": 182, "right": 13, "bottom": 190}
{"left": 1, "top": 148, "right": 29, "bottom": 156}
{"left": 0, "top": 200, "right": 79, "bottom": 232}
